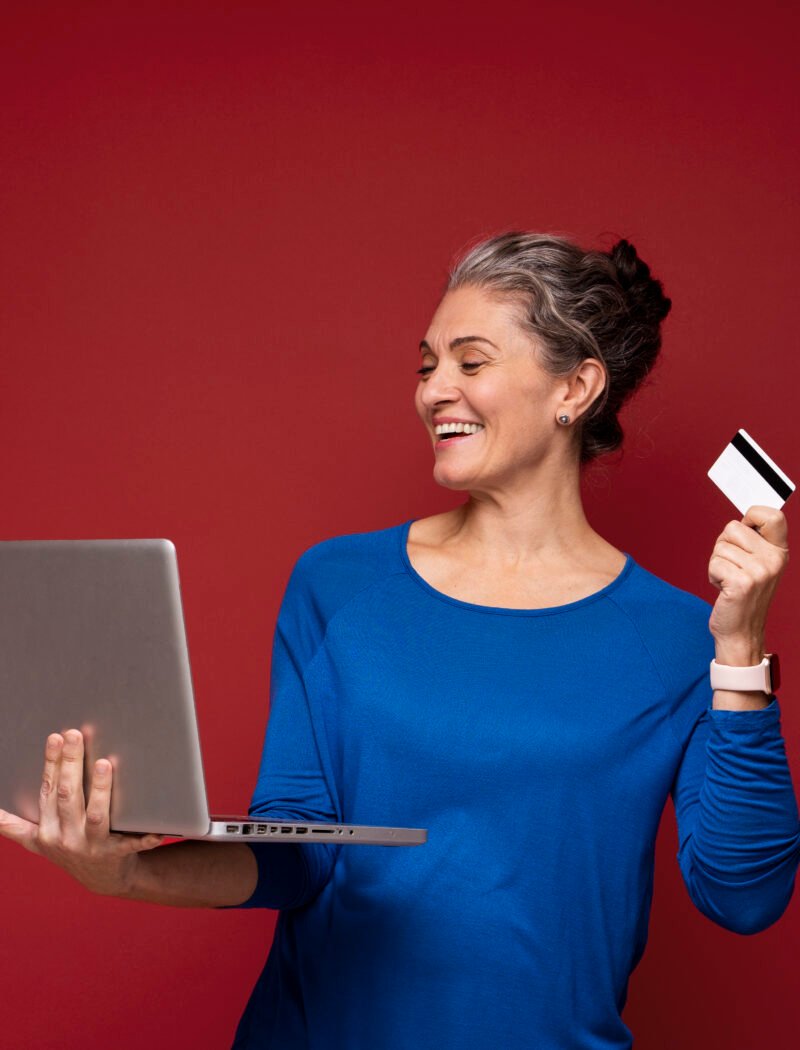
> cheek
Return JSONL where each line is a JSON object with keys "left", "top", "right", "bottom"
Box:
{"left": 483, "top": 382, "right": 536, "bottom": 424}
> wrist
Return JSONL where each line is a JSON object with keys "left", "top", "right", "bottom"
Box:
{"left": 710, "top": 641, "right": 775, "bottom": 712}
{"left": 115, "top": 851, "right": 145, "bottom": 901}
{"left": 713, "top": 639, "right": 764, "bottom": 666}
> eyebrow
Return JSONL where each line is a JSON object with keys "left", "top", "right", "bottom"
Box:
{"left": 418, "top": 336, "right": 499, "bottom": 354}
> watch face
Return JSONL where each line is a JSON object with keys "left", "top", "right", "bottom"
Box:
{"left": 770, "top": 653, "right": 781, "bottom": 693}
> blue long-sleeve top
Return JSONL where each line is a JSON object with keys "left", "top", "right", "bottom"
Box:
{"left": 221, "top": 518, "right": 800, "bottom": 1049}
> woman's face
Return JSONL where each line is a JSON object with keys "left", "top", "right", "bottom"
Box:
{"left": 414, "top": 285, "right": 577, "bottom": 493}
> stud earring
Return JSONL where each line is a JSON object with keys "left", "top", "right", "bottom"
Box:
{"left": 557, "top": 414, "right": 570, "bottom": 425}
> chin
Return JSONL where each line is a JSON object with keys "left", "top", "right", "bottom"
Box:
{"left": 432, "top": 467, "right": 479, "bottom": 491}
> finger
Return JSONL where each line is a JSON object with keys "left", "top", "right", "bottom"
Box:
{"left": 39, "top": 733, "right": 64, "bottom": 836}
{"left": 708, "top": 551, "right": 752, "bottom": 589}
{"left": 721, "top": 519, "right": 759, "bottom": 554}
{"left": 56, "top": 728, "right": 86, "bottom": 833}
{"left": 84, "top": 759, "right": 112, "bottom": 842}
{"left": 0, "top": 808, "right": 42, "bottom": 855}
{"left": 715, "top": 539, "right": 781, "bottom": 585}
{"left": 725, "top": 518, "right": 788, "bottom": 567}
{"left": 116, "top": 832, "right": 166, "bottom": 855}
{"left": 741, "top": 506, "right": 789, "bottom": 549}
{"left": 711, "top": 540, "right": 751, "bottom": 573}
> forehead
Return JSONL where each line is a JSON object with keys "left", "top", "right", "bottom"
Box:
{"left": 423, "top": 286, "right": 525, "bottom": 347}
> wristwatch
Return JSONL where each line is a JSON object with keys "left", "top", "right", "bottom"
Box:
{"left": 709, "top": 653, "right": 781, "bottom": 694}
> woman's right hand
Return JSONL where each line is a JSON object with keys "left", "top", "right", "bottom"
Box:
{"left": 0, "top": 728, "right": 165, "bottom": 897}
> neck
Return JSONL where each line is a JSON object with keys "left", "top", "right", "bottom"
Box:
{"left": 451, "top": 467, "right": 604, "bottom": 569}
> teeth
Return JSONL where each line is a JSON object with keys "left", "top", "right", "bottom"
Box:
{"left": 434, "top": 422, "right": 484, "bottom": 436}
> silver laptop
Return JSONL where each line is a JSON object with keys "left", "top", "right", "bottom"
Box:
{"left": 0, "top": 539, "right": 426, "bottom": 847}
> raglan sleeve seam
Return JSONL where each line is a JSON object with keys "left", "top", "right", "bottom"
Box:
{"left": 223, "top": 560, "right": 408, "bottom": 911}
{"left": 605, "top": 593, "right": 685, "bottom": 750}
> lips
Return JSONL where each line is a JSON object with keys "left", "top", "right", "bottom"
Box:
{"left": 434, "top": 428, "right": 483, "bottom": 448}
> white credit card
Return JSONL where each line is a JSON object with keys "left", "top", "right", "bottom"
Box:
{"left": 708, "top": 429, "right": 795, "bottom": 514}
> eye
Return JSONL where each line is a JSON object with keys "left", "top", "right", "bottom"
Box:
{"left": 416, "top": 362, "right": 482, "bottom": 377}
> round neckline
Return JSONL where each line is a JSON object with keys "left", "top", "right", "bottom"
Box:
{"left": 398, "top": 517, "right": 636, "bottom": 617}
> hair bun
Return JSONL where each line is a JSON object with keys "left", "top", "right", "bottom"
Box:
{"left": 608, "top": 238, "right": 672, "bottom": 325}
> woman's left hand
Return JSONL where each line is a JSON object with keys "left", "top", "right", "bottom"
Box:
{"left": 708, "top": 505, "right": 790, "bottom": 647}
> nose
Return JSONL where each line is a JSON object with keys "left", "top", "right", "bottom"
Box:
{"left": 418, "top": 362, "right": 465, "bottom": 412}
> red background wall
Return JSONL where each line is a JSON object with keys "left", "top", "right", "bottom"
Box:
{"left": 1, "top": 2, "right": 798, "bottom": 1046}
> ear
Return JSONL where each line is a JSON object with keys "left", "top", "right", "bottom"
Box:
{"left": 558, "top": 358, "right": 607, "bottom": 418}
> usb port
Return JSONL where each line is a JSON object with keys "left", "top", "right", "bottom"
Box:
{"left": 280, "top": 827, "right": 293, "bottom": 834}
{"left": 295, "top": 827, "right": 308, "bottom": 834}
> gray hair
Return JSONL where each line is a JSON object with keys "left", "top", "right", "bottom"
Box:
{"left": 445, "top": 231, "right": 672, "bottom": 465}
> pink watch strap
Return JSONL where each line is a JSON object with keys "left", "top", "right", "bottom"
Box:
{"left": 709, "top": 656, "right": 773, "bottom": 693}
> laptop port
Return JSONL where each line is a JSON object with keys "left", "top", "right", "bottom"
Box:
{"left": 311, "top": 828, "right": 334, "bottom": 834}
{"left": 295, "top": 827, "right": 308, "bottom": 834}
{"left": 256, "top": 824, "right": 268, "bottom": 834}
{"left": 241, "top": 824, "right": 253, "bottom": 834}
{"left": 226, "top": 825, "right": 239, "bottom": 834}
{"left": 280, "top": 827, "right": 292, "bottom": 834}
{"left": 269, "top": 826, "right": 279, "bottom": 833}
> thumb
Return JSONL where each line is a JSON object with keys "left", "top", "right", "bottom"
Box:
{"left": 0, "top": 809, "right": 42, "bottom": 855}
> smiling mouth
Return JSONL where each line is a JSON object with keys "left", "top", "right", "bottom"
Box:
{"left": 435, "top": 429, "right": 483, "bottom": 447}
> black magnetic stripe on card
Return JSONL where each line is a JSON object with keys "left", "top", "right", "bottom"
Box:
{"left": 731, "top": 432, "right": 793, "bottom": 500}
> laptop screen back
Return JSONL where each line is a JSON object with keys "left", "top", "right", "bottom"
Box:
{"left": 0, "top": 539, "right": 211, "bottom": 835}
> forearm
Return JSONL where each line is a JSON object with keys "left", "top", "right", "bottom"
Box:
{"left": 680, "top": 698, "right": 800, "bottom": 934}
{"left": 122, "top": 840, "right": 259, "bottom": 908}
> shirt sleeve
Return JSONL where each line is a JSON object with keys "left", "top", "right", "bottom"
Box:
{"left": 670, "top": 672, "right": 800, "bottom": 935}
{"left": 217, "top": 552, "right": 341, "bottom": 911}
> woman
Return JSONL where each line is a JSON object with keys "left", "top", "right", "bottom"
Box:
{"left": 1, "top": 231, "right": 798, "bottom": 1049}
